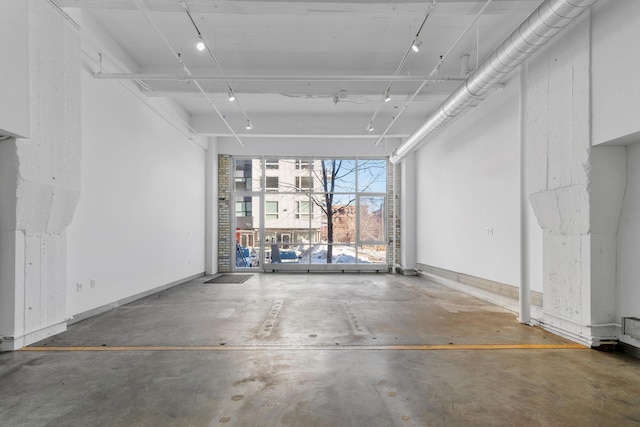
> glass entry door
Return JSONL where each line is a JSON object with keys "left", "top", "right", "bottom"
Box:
{"left": 233, "top": 194, "right": 261, "bottom": 269}
{"left": 232, "top": 158, "right": 262, "bottom": 271}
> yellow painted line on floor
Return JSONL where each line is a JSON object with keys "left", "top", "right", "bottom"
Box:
{"left": 19, "top": 343, "right": 586, "bottom": 352}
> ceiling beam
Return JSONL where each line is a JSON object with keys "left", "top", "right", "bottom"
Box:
{"left": 93, "top": 72, "right": 467, "bottom": 82}
{"left": 54, "top": 0, "right": 540, "bottom": 16}
{"left": 190, "top": 112, "right": 429, "bottom": 137}
{"left": 145, "top": 90, "right": 452, "bottom": 100}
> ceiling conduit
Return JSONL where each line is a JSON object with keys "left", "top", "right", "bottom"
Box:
{"left": 390, "top": 0, "right": 598, "bottom": 164}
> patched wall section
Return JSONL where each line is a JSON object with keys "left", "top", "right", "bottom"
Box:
{"left": 526, "top": 12, "right": 625, "bottom": 346}
{"left": 0, "top": 1, "right": 81, "bottom": 350}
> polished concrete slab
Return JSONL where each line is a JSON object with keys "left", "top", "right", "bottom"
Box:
{"left": 1, "top": 274, "right": 639, "bottom": 426}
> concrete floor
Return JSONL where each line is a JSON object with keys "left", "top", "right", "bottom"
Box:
{"left": 1, "top": 274, "right": 640, "bottom": 426}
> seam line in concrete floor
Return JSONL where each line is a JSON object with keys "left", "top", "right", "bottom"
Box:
{"left": 20, "top": 343, "right": 587, "bottom": 352}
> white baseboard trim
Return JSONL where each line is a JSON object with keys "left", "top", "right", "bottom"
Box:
{"left": 417, "top": 269, "right": 530, "bottom": 317}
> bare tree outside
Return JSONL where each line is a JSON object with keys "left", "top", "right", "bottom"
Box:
{"left": 309, "top": 159, "right": 386, "bottom": 263}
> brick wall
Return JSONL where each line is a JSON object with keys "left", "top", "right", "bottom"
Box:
{"left": 387, "top": 161, "right": 400, "bottom": 268}
{"left": 217, "top": 155, "right": 231, "bottom": 272}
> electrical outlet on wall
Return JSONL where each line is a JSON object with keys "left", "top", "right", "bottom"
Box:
{"left": 90, "top": 279, "right": 96, "bottom": 288}
{"left": 76, "top": 282, "right": 83, "bottom": 291}
{"left": 485, "top": 227, "right": 494, "bottom": 236}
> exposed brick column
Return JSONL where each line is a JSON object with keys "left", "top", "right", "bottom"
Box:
{"left": 217, "top": 155, "right": 231, "bottom": 272}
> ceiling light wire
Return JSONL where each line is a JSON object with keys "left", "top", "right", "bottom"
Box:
{"left": 374, "top": 0, "right": 494, "bottom": 146}
{"left": 179, "top": 0, "right": 253, "bottom": 127}
{"left": 365, "top": 0, "right": 436, "bottom": 133}
{"left": 48, "top": 0, "right": 81, "bottom": 30}
{"left": 133, "top": 0, "right": 246, "bottom": 144}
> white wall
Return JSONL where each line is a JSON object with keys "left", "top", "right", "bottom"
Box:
{"left": 592, "top": 0, "right": 640, "bottom": 146}
{"left": 618, "top": 142, "right": 640, "bottom": 345}
{"left": 0, "top": 0, "right": 29, "bottom": 138}
{"left": 414, "top": 76, "right": 522, "bottom": 288}
{"left": 66, "top": 60, "right": 206, "bottom": 316}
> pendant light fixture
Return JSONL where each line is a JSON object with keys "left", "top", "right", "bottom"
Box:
{"left": 195, "top": 34, "right": 206, "bottom": 51}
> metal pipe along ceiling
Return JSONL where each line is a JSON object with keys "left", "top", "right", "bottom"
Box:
{"left": 390, "top": 0, "right": 598, "bottom": 164}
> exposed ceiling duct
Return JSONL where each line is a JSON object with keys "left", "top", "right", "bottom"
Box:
{"left": 390, "top": 0, "right": 598, "bottom": 164}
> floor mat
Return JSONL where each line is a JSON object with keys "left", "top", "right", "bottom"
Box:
{"left": 204, "top": 274, "right": 253, "bottom": 284}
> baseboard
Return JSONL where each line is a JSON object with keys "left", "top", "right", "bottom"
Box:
{"left": 69, "top": 272, "right": 205, "bottom": 325}
{"left": 0, "top": 320, "right": 67, "bottom": 352}
{"left": 416, "top": 264, "right": 543, "bottom": 308}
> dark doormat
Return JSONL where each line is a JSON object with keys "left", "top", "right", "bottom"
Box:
{"left": 204, "top": 274, "right": 253, "bottom": 284}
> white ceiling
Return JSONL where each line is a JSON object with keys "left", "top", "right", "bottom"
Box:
{"left": 57, "top": 0, "right": 539, "bottom": 142}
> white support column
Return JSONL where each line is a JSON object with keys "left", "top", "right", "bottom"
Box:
{"left": 205, "top": 137, "right": 218, "bottom": 275}
{"left": 400, "top": 156, "right": 417, "bottom": 272}
{"left": 519, "top": 66, "right": 531, "bottom": 324}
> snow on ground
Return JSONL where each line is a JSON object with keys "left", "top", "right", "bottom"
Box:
{"left": 296, "top": 244, "right": 385, "bottom": 264}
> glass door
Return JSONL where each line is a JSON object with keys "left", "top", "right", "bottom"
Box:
{"left": 233, "top": 194, "right": 261, "bottom": 270}
{"left": 232, "top": 158, "right": 262, "bottom": 271}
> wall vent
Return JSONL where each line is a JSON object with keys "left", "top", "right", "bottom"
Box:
{"left": 622, "top": 317, "right": 640, "bottom": 340}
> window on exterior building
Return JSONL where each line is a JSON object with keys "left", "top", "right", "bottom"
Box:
{"left": 295, "top": 176, "right": 313, "bottom": 192}
{"left": 234, "top": 159, "right": 253, "bottom": 191}
{"left": 266, "top": 159, "right": 279, "bottom": 170}
{"left": 266, "top": 201, "right": 279, "bottom": 219}
{"left": 295, "top": 159, "right": 313, "bottom": 170}
{"left": 266, "top": 176, "right": 279, "bottom": 191}
{"left": 236, "top": 200, "right": 252, "bottom": 217}
{"left": 296, "top": 201, "right": 312, "bottom": 219}
{"left": 235, "top": 178, "right": 250, "bottom": 191}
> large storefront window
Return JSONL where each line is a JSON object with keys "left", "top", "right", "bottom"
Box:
{"left": 232, "top": 157, "right": 388, "bottom": 271}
